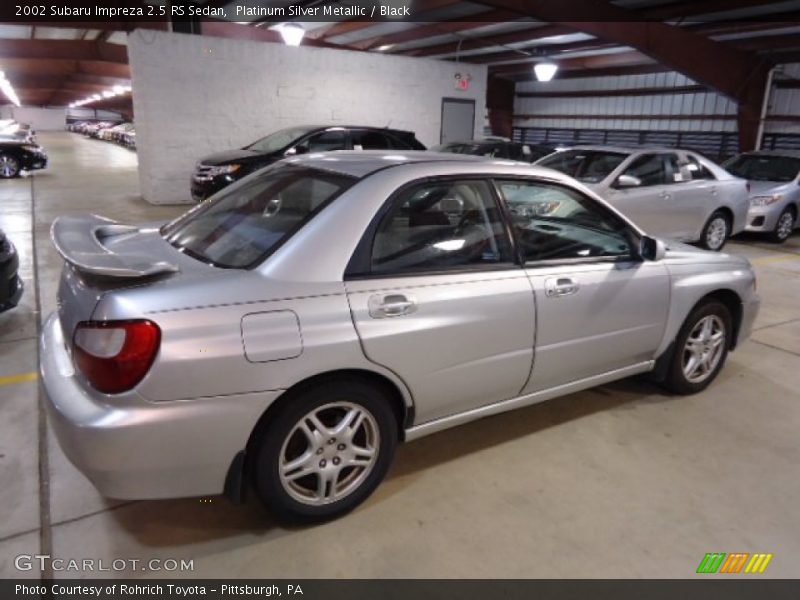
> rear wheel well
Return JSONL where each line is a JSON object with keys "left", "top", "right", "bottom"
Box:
{"left": 244, "top": 370, "right": 410, "bottom": 465}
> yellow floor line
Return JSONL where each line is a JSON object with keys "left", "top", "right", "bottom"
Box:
{"left": 0, "top": 371, "right": 38, "bottom": 387}
{"left": 750, "top": 254, "right": 800, "bottom": 265}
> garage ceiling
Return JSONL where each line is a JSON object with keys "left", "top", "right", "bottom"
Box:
{"left": 1, "top": 0, "right": 798, "bottom": 110}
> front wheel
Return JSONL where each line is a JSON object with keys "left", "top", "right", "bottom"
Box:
{"left": 0, "top": 153, "right": 20, "bottom": 178}
{"left": 252, "top": 379, "right": 398, "bottom": 523}
{"left": 769, "top": 208, "right": 795, "bottom": 243}
{"left": 662, "top": 301, "right": 732, "bottom": 395}
{"left": 699, "top": 211, "right": 730, "bottom": 251}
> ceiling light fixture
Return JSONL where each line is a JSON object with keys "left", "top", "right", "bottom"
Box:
{"left": 534, "top": 61, "right": 558, "bottom": 82}
{"left": 0, "top": 71, "right": 22, "bottom": 107}
{"left": 68, "top": 83, "right": 133, "bottom": 109}
{"left": 376, "top": 44, "right": 394, "bottom": 52}
{"left": 278, "top": 23, "right": 305, "bottom": 47}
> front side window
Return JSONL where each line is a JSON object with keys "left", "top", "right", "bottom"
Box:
{"left": 496, "top": 180, "right": 634, "bottom": 262}
{"left": 162, "top": 166, "right": 355, "bottom": 269}
{"left": 619, "top": 154, "right": 669, "bottom": 187}
{"left": 305, "top": 130, "right": 348, "bottom": 152}
{"left": 370, "top": 180, "right": 513, "bottom": 275}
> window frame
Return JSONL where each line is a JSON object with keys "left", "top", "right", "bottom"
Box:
{"left": 344, "top": 175, "right": 521, "bottom": 280}
{"left": 613, "top": 152, "right": 671, "bottom": 189}
{"left": 490, "top": 176, "right": 643, "bottom": 269}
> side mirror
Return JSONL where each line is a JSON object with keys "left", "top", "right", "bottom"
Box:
{"left": 286, "top": 144, "right": 308, "bottom": 156}
{"left": 616, "top": 174, "right": 642, "bottom": 188}
{"left": 640, "top": 235, "right": 666, "bottom": 261}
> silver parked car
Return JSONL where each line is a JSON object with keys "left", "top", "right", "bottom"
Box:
{"left": 41, "top": 152, "right": 759, "bottom": 522}
{"left": 536, "top": 146, "right": 749, "bottom": 251}
{"left": 722, "top": 150, "right": 800, "bottom": 243}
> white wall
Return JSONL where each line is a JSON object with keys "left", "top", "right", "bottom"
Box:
{"left": 4, "top": 106, "right": 66, "bottom": 131}
{"left": 129, "top": 30, "right": 487, "bottom": 205}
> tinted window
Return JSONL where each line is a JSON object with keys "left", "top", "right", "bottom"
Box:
{"left": 163, "top": 166, "right": 354, "bottom": 269}
{"left": 497, "top": 180, "right": 633, "bottom": 262}
{"left": 620, "top": 154, "right": 668, "bottom": 187}
{"left": 245, "top": 126, "right": 316, "bottom": 153}
{"left": 370, "top": 180, "right": 513, "bottom": 274}
{"left": 723, "top": 155, "right": 800, "bottom": 182}
{"left": 538, "top": 150, "right": 628, "bottom": 183}
{"left": 352, "top": 131, "right": 393, "bottom": 150}
{"left": 306, "top": 130, "right": 348, "bottom": 152}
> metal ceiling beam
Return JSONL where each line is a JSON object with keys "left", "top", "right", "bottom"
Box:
{"left": 0, "top": 39, "right": 127, "bottom": 64}
{"left": 306, "top": 0, "right": 462, "bottom": 41}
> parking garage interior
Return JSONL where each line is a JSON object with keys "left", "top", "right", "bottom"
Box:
{"left": 1, "top": 0, "right": 800, "bottom": 582}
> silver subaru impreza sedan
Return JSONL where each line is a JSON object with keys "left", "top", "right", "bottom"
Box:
{"left": 41, "top": 152, "right": 759, "bottom": 522}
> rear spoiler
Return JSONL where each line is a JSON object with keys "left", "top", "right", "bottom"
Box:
{"left": 51, "top": 214, "right": 179, "bottom": 278}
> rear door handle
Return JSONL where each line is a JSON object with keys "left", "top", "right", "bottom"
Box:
{"left": 368, "top": 293, "right": 417, "bottom": 318}
{"left": 545, "top": 277, "right": 579, "bottom": 298}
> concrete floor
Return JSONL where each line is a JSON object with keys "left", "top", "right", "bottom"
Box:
{"left": 1, "top": 131, "right": 799, "bottom": 579}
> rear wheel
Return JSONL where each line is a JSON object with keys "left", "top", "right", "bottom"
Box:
{"left": 0, "top": 153, "right": 20, "bottom": 178}
{"left": 662, "top": 301, "right": 732, "bottom": 395}
{"left": 252, "top": 379, "right": 398, "bottom": 523}
{"left": 769, "top": 207, "right": 795, "bottom": 243}
{"left": 699, "top": 211, "right": 730, "bottom": 251}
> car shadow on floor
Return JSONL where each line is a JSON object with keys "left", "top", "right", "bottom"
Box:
{"left": 104, "top": 376, "right": 672, "bottom": 547}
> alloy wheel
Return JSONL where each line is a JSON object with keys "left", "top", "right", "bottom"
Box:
{"left": 682, "top": 315, "right": 726, "bottom": 384}
{"left": 0, "top": 155, "right": 19, "bottom": 178}
{"left": 776, "top": 212, "right": 794, "bottom": 241}
{"left": 705, "top": 217, "right": 727, "bottom": 250}
{"left": 278, "top": 401, "right": 380, "bottom": 506}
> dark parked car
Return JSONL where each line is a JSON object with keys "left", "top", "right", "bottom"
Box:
{"left": 0, "top": 140, "right": 47, "bottom": 178}
{"left": 433, "top": 138, "right": 557, "bottom": 163}
{"left": 191, "top": 125, "right": 426, "bottom": 201}
{"left": 0, "top": 229, "right": 22, "bottom": 312}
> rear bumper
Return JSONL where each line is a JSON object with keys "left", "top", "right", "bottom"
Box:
{"left": 40, "top": 313, "right": 282, "bottom": 499}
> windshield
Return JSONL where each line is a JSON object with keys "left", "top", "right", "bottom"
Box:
{"left": 162, "top": 165, "right": 356, "bottom": 269}
{"left": 538, "top": 150, "right": 628, "bottom": 183}
{"left": 723, "top": 155, "right": 800, "bottom": 182}
{"left": 245, "top": 126, "right": 317, "bottom": 154}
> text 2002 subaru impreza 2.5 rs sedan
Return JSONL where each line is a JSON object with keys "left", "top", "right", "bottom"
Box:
{"left": 40, "top": 152, "right": 760, "bottom": 522}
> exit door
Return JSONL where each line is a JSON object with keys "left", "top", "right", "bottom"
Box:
{"left": 440, "top": 98, "right": 476, "bottom": 144}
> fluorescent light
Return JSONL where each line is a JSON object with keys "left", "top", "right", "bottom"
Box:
{"left": 534, "top": 61, "right": 558, "bottom": 82}
{"left": 0, "top": 72, "right": 21, "bottom": 107}
{"left": 278, "top": 23, "right": 304, "bottom": 46}
{"left": 112, "top": 85, "right": 125, "bottom": 94}
{"left": 376, "top": 44, "right": 394, "bottom": 51}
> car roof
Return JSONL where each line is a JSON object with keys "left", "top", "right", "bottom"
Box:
{"left": 296, "top": 124, "right": 416, "bottom": 135}
{"left": 739, "top": 149, "right": 800, "bottom": 159}
{"left": 284, "top": 150, "right": 560, "bottom": 179}
{"left": 560, "top": 145, "right": 695, "bottom": 154}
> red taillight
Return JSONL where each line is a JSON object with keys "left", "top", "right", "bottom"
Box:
{"left": 72, "top": 320, "right": 160, "bottom": 394}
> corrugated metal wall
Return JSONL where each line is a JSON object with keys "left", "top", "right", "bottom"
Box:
{"left": 514, "top": 71, "right": 738, "bottom": 132}
{"left": 767, "top": 63, "right": 800, "bottom": 135}
{"left": 514, "top": 64, "right": 800, "bottom": 134}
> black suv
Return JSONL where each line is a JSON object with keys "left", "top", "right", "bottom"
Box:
{"left": 191, "top": 125, "right": 426, "bottom": 201}
{"left": 433, "top": 138, "right": 557, "bottom": 163}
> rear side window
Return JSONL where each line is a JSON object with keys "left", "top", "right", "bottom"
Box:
{"left": 620, "top": 154, "right": 668, "bottom": 186}
{"left": 369, "top": 180, "right": 513, "bottom": 275}
{"left": 162, "top": 166, "right": 355, "bottom": 269}
{"left": 686, "top": 156, "right": 717, "bottom": 180}
{"left": 352, "top": 131, "right": 393, "bottom": 150}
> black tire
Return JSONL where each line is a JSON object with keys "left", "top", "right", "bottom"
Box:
{"left": 768, "top": 207, "right": 796, "bottom": 244}
{"left": 662, "top": 300, "right": 732, "bottom": 395}
{"left": 252, "top": 378, "right": 398, "bottom": 523}
{"left": 699, "top": 211, "right": 730, "bottom": 251}
{"left": 0, "top": 153, "right": 20, "bottom": 179}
